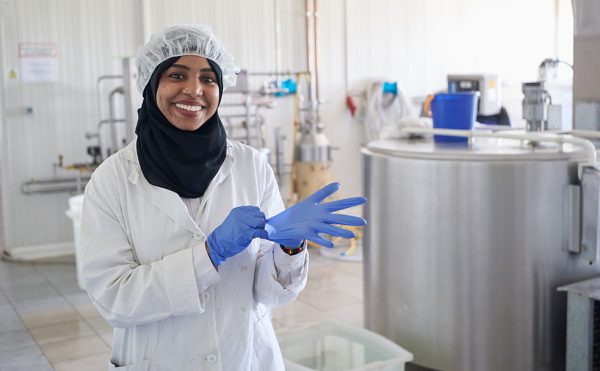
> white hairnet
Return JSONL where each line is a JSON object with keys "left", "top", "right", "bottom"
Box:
{"left": 136, "top": 24, "right": 238, "bottom": 93}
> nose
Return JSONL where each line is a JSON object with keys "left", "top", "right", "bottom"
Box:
{"left": 182, "top": 80, "right": 203, "bottom": 97}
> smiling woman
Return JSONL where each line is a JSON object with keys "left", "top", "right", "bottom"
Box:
{"left": 157, "top": 56, "right": 220, "bottom": 131}
{"left": 79, "top": 24, "right": 365, "bottom": 371}
{"left": 81, "top": 25, "right": 291, "bottom": 371}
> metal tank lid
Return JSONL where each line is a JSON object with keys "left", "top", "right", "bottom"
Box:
{"left": 364, "top": 136, "right": 589, "bottom": 162}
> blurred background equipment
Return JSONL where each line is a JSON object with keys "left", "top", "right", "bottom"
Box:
{"left": 363, "top": 131, "right": 600, "bottom": 371}
{"left": 522, "top": 80, "right": 550, "bottom": 132}
{"left": 447, "top": 74, "right": 510, "bottom": 126}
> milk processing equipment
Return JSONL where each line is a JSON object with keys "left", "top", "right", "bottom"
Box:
{"left": 362, "top": 131, "right": 600, "bottom": 370}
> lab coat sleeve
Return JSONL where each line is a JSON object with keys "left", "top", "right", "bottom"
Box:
{"left": 80, "top": 175, "right": 210, "bottom": 328}
{"left": 253, "top": 158, "right": 309, "bottom": 307}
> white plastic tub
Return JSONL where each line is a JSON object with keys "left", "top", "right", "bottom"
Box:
{"left": 65, "top": 194, "right": 85, "bottom": 290}
{"left": 277, "top": 320, "right": 413, "bottom": 371}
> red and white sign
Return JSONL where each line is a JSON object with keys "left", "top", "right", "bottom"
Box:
{"left": 19, "top": 42, "right": 58, "bottom": 82}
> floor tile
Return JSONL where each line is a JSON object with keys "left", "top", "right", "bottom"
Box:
{"left": 0, "top": 303, "right": 25, "bottom": 333}
{"left": 21, "top": 308, "right": 81, "bottom": 329}
{"left": 40, "top": 333, "right": 110, "bottom": 363}
{"left": 336, "top": 261, "right": 364, "bottom": 277}
{"left": 13, "top": 296, "right": 72, "bottom": 315}
{"left": 0, "top": 261, "right": 45, "bottom": 287}
{"left": 274, "top": 310, "right": 337, "bottom": 330}
{"left": 326, "top": 302, "right": 364, "bottom": 327}
{"left": 64, "top": 292, "right": 101, "bottom": 319}
{"left": 0, "top": 291, "right": 8, "bottom": 305}
{"left": 51, "top": 278, "right": 85, "bottom": 296}
{"left": 2, "top": 281, "right": 60, "bottom": 303}
{"left": 86, "top": 315, "right": 114, "bottom": 346}
{"left": 0, "top": 246, "right": 371, "bottom": 369}
{"left": 327, "top": 274, "right": 364, "bottom": 301}
{"left": 271, "top": 298, "right": 322, "bottom": 322}
{"left": 0, "top": 344, "right": 53, "bottom": 371}
{"left": 99, "top": 331, "right": 112, "bottom": 347}
{"left": 298, "top": 288, "right": 360, "bottom": 311}
{"left": 53, "top": 352, "right": 110, "bottom": 371}
{"left": 30, "top": 318, "right": 95, "bottom": 344}
{"left": 305, "top": 269, "right": 358, "bottom": 292}
{"left": 15, "top": 297, "right": 81, "bottom": 329}
{"left": 86, "top": 316, "right": 112, "bottom": 335}
{"left": 36, "top": 263, "right": 77, "bottom": 283}
{"left": 0, "top": 329, "right": 36, "bottom": 351}
{"left": 0, "top": 360, "right": 53, "bottom": 371}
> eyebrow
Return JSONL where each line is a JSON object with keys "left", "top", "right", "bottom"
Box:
{"left": 170, "top": 64, "right": 214, "bottom": 73}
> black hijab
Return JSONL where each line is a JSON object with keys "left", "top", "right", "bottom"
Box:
{"left": 135, "top": 56, "right": 227, "bottom": 198}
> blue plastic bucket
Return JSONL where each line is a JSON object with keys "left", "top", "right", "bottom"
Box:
{"left": 431, "top": 92, "right": 479, "bottom": 142}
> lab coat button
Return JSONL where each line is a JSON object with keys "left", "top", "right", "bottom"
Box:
{"left": 203, "top": 292, "right": 210, "bottom": 300}
{"left": 206, "top": 354, "right": 217, "bottom": 364}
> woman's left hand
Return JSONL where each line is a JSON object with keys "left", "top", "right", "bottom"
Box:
{"left": 207, "top": 206, "right": 268, "bottom": 266}
{"left": 265, "top": 183, "right": 367, "bottom": 248}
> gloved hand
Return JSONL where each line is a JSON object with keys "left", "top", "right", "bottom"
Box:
{"left": 207, "top": 206, "right": 268, "bottom": 266}
{"left": 265, "top": 183, "right": 367, "bottom": 248}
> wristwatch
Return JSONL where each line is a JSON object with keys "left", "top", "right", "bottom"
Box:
{"left": 280, "top": 240, "right": 307, "bottom": 256}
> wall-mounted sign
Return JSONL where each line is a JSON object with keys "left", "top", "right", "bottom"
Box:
{"left": 19, "top": 42, "right": 58, "bottom": 82}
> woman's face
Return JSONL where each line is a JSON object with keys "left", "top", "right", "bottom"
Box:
{"left": 156, "top": 56, "right": 220, "bottom": 131}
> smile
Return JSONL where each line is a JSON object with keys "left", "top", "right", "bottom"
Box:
{"left": 175, "top": 103, "right": 206, "bottom": 112}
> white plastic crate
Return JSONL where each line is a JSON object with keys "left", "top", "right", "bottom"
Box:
{"left": 277, "top": 320, "right": 413, "bottom": 371}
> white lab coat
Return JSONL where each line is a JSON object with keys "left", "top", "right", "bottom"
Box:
{"left": 80, "top": 139, "right": 308, "bottom": 371}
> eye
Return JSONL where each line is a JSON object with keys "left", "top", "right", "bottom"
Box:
{"left": 169, "top": 72, "right": 185, "bottom": 80}
{"left": 201, "top": 75, "right": 216, "bottom": 84}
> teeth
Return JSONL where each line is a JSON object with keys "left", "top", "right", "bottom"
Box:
{"left": 175, "top": 103, "right": 205, "bottom": 112}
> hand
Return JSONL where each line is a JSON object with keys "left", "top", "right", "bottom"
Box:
{"left": 265, "top": 183, "right": 367, "bottom": 248}
{"left": 207, "top": 206, "right": 268, "bottom": 266}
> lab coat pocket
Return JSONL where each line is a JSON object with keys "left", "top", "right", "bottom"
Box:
{"left": 253, "top": 302, "right": 268, "bottom": 323}
{"left": 108, "top": 359, "right": 151, "bottom": 370}
{"left": 251, "top": 307, "right": 283, "bottom": 371}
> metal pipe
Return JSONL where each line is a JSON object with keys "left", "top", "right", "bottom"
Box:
{"left": 314, "top": 0, "right": 320, "bottom": 102}
{"left": 96, "top": 75, "right": 123, "bottom": 126}
{"left": 274, "top": 127, "right": 284, "bottom": 180}
{"left": 95, "top": 118, "right": 126, "bottom": 161}
{"left": 398, "top": 127, "right": 599, "bottom": 179}
{"left": 305, "top": 0, "right": 313, "bottom": 102}
{"left": 97, "top": 75, "right": 123, "bottom": 84}
{"left": 108, "top": 87, "right": 125, "bottom": 155}
{"left": 273, "top": 0, "right": 282, "bottom": 87}
{"left": 21, "top": 175, "right": 92, "bottom": 195}
{"left": 571, "top": 129, "right": 600, "bottom": 139}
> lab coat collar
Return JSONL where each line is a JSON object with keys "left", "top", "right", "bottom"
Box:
{"left": 121, "top": 139, "right": 235, "bottom": 234}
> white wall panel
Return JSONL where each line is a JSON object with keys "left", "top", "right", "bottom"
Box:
{"left": 145, "top": 0, "right": 278, "bottom": 71}
{"left": 0, "top": 0, "right": 569, "bottom": 253}
{"left": 0, "top": 0, "right": 144, "bottom": 251}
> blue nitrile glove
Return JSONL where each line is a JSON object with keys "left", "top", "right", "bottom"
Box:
{"left": 265, "top": 183, "right": 367, "bottom": 248}
{"left": 207, "top": 206, "right": 268, "bottom": 266}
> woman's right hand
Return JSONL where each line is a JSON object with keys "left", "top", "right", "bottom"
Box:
{"left": 207, "top": 206, "right": 268, "bottom": 266}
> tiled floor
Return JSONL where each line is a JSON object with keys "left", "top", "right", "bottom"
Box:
{"left": 0, "top": 248, "right": 365, "bottom": 371}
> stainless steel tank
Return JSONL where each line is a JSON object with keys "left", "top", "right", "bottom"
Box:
{"left": 362, "top": 137, "right": 600, "bottom": 371}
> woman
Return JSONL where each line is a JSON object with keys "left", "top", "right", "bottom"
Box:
{"left": 80, "top": 24, "right": 366, "bottom": 371}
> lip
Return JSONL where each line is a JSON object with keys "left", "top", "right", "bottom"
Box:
{"left": 172, "top": 103, "right": 204, "bottom": 117}
{"left": 176, "top": 99, "right": 206, "bottom": 106}
{"left": 172, "top": 100, "right": 208, "bottom": 116}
